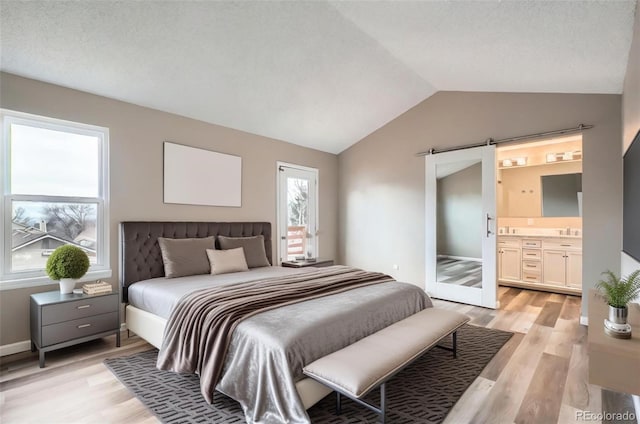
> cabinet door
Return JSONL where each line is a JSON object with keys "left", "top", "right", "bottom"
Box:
{"left": 566, "top": 251, "right": 582, "bottom": 288}
{"left": 543, "top": 250, "right": 566, "bottom": 286}
{"left": 500, "top": 247, "right": 521, "bottom": 281}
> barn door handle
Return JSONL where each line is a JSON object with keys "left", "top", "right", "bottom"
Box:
{"left": 486, "top": 214, "right": 493, "bottom": 238}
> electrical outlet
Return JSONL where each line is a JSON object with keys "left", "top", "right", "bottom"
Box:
{"left": 392, "top": 264, "right": 399, "bottom": 270}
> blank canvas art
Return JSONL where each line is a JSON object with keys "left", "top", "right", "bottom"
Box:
{"left": 163, "top": 142, "right": 242, "bottom": 207}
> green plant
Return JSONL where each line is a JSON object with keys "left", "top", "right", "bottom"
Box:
{"left": 596, "top": 270, "right": 640, "bottom": 308}
{"left": 45, "top": 245, "right": 90, "bottom": 280}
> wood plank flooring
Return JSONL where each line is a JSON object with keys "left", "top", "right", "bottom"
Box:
{"left": 0, "top": 287, "right": 634, "bottom": 423}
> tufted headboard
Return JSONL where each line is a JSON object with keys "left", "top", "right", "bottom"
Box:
{"left": 119, "top": 221, "right": 272, "bottom": 302}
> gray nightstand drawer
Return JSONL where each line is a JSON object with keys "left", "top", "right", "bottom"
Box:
{"left": 42, "top": 311, "right": 119, "bottom": 346}
{"left": 42, "top": 294, "right": 117, "bottom": 325}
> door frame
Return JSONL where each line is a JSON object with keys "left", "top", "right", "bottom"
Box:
{"left": 425, "top": 145, "right": 498, "bottom": 308}
{"left": 276, "top": 161, "right": 319, "bottom": 265}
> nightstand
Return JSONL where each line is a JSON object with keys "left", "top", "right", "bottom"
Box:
{"left": 281, "top": 259, "right": 334, "bottom": 268}
{"left": 30, "top": 291, "right": 120, "bottom": 368}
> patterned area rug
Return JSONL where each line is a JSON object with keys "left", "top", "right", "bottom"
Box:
{"left": 104, "top": 324, "right": 512, "bottom": 424}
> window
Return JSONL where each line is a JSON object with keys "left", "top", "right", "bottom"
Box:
{"left": 277, "top": 163, "right": 318, "bottom": 263}
{"left": 1, "top": 110, "right": 110, "bottom": 288}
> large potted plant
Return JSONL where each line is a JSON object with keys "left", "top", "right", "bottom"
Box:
{"left": 596, "top": 270, "right": 640, "bottom": 338}
{"left": 45, "top": 245, "right": 90, "bottom": 294}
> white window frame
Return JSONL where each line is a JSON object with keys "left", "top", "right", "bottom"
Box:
{"left": 0, "top": 109, "right": 111, "bottom": 290}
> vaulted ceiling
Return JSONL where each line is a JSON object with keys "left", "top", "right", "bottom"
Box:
{"left": 1, "top": 1, "right": 636, "bottom": 153}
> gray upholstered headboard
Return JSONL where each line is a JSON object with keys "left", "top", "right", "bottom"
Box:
{"left": 119, "top": 221, "right": 272, "bottom": 302}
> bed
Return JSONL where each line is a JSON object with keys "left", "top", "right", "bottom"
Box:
{"left": 120, "top": 221, "right": 432, "bottom": 424}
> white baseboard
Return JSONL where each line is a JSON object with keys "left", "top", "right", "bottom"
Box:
{"left": 0, "top": 340, "right": 31, "bottom": 357}
{"left": 580, "top": 316, "right": 589, "bottom": 326}
{"left": 120, "top": 322, "right": 127, "bottom": 331}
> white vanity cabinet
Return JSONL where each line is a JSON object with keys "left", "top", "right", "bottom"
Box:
{"left": 498, "top": 238, "right": 521, "bottom": 282}
{"left": 542, "top": 239, "right": 582, "bottom": 289}
{"left": 498, "top": 235, "right": 582, "bottom": 295}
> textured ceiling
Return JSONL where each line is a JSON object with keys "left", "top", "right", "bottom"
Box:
{"left": 0, "top": 1, "right": 636, "bottom": 154}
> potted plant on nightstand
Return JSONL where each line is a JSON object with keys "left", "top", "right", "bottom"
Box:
{"left": 45, "top": 245, "right": 90, "bottom": 294}
{"left": 596, "top": 270, "right": 640, "bottom": 339}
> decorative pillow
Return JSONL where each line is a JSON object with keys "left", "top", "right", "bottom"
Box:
{"left": 157, "top": 236, "right": 215, "bottom": 278}
{"left": 217, "top": 235, "right": 270, "bottom": 268}
{"left": 206, "top": 248, "right": 249, "bottom": 275}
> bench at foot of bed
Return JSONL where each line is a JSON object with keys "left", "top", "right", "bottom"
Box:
{"left": 303, "top": 307, "right": 470, "bottom": 423}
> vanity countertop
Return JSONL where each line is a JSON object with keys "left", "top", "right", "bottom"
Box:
{"left": 498, "top": 233, "right": 582, "bottom": 239}
{"left": 497, "top": 227, "right": 581, "bottom": 239}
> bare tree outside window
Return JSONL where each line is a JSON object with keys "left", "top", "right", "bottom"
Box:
{"left": 288, "top": 179, "right": 309, "bottom": 226}
{"left": 12, "top": 206, "right": 33, "bottom": 227}
{"left": 43, "top": 204, "right": 94, "bottom": 240}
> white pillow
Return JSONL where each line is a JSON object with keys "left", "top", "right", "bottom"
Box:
{"left": 206, "top": 248, "right": 249, "bottom": 275}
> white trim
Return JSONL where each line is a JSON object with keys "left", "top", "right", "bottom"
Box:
{"left": 580, "top": 315, "right": 589, "bottom": 326}
{"left": 276, "top": 162, "right": 319, "bottom": 265}
{"left": 0, "top": 268, "right": 112, "bottom": 291}
{"left": 0, "top": 339, "right": 31, "bottom": 357}
{"left": 0, "top": 109, "right": 110, "bottom": 287}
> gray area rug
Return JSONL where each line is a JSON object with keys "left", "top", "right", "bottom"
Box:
{"left": 104, "top": 324, "right": 512, "bottom": 424}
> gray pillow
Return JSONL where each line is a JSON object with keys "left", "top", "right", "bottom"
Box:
{"left": 206, "top": 248, "right": 249, "bottom": 275}
{"left": 217, "top": 235, "right": 270, "bottom": 268}
{"left": 158, "top": 236, "right": 215, "bottom": 278}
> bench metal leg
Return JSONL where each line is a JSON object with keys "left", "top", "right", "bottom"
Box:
{"left": 333, "top": 384, "right": 386, "bottom": 422}
{"left": 452, "top": 331, "right": 457, "bottom": 359}
{"left": 380, "top": 383, "right": 386, "bottom": 424}
{"left": 435, "top": 330, "right": 459, "bottom": 358}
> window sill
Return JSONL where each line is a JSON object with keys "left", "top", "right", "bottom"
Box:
{"left": 0, "top": 269, "right": 112, "bottom": 291}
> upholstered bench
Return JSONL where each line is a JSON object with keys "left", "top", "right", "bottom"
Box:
{"left": 303, "top": 308, "right": 470, "bottom": 423}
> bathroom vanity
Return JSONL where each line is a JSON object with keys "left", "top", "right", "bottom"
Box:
{"left": 498, "top": 230, "right": 582, "bottom": 295}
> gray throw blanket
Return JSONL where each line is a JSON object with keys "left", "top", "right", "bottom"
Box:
{"left": 156, "top": 266, "right": 395, "bottom": 403}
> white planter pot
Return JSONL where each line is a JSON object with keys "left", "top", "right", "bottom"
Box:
{"left": 59, "top": 278, "right": 77, "bottom": 294}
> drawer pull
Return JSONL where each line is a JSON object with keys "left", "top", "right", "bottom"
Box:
{"left": 525, "top": 253, "right": 537, "bottom": 256}
{"left": 77, "top": 323, "right": 92, "bottom": 329}
{"left": 525, "top": 276, "right": 537, "bottom": 280}
{"left": 77, "top": 305, "right": 91, "bottom": 309}
{"left": 561, "top": 244, "right": 572, "bottom": 247}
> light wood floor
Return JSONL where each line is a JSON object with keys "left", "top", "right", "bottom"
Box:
{"left": 0, "top": 287, "right": 635, "bottom": 423}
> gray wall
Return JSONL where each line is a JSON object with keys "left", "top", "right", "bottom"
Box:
{"left": 622, "top": 7, "right": 640, "bottom": 277}
{"left": 436, "top": 163, "right": 482, "bottom": 259}
{"left": 0, "top": 72, "right": 339, "bottom": 346}
{"left": 338, "top": 91, "right": 622, "bottom": 318}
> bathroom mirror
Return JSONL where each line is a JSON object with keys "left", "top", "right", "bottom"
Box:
{"left": 541, "top": 173, "right": 582, "bottom": 217}
{"left": 498, "top": 166, "right": 583, "bottom": 217}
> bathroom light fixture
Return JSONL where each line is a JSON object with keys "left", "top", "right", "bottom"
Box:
{"left": 501, "top": 157, "right": 528, "bottom": 167}
{"left": 546, "top": 150, "right": 582, "bottom": 163}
